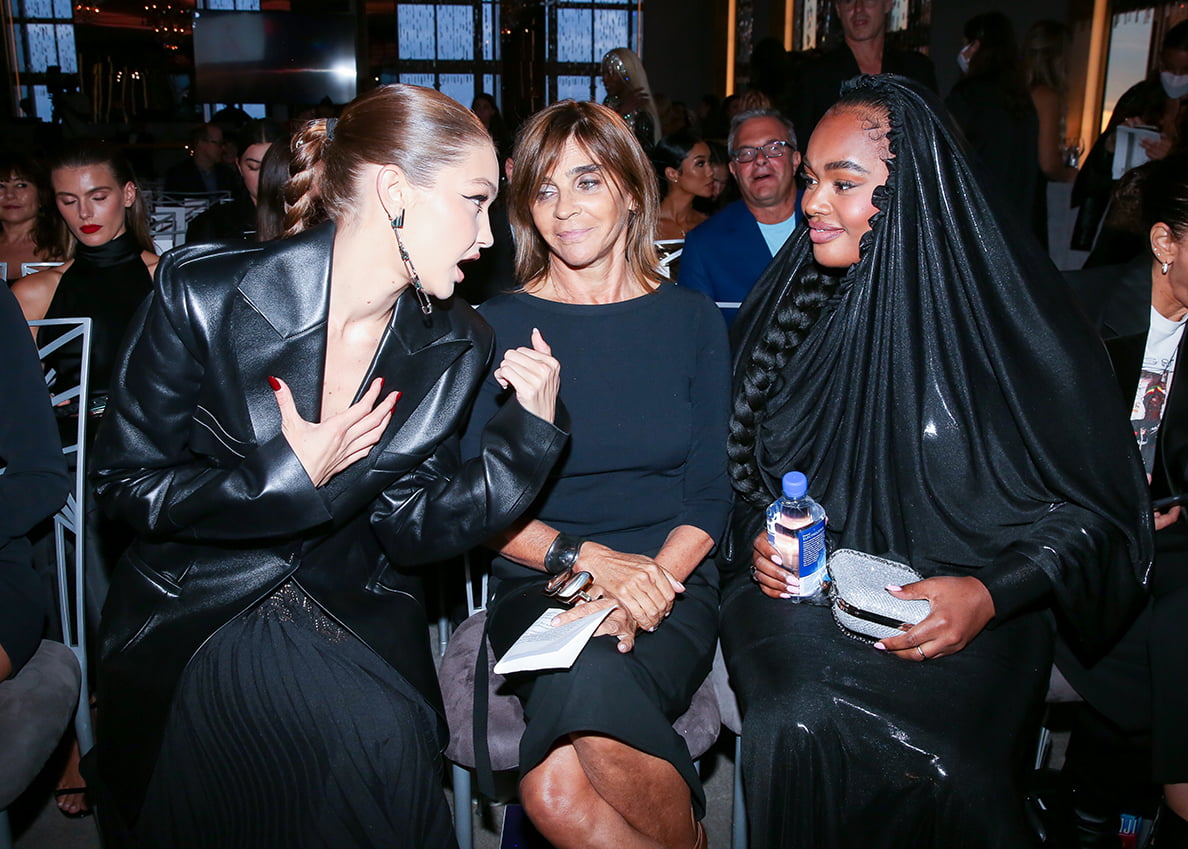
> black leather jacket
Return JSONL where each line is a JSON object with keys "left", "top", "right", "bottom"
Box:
{"left": 90, "top": 222, "right": 567, "bottom": 828}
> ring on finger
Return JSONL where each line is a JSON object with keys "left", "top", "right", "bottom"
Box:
{"left": 749, "top": 564, "right": 758, "bottom": 582}
{"left": 916, "top": 644, "right": 927, "bottom": 661}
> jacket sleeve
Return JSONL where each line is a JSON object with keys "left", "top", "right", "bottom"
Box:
{"left": 92, "top": 259, "right": 332, "bottom": 542}
{"left": 371, "top": 397, "right": 567, "bottom": 565}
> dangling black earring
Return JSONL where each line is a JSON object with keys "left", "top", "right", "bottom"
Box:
{"left": 390, "top": 211, "right": 432, "bottom": 316}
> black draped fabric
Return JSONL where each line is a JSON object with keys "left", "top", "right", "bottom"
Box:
{"left": 728, "top": 75, "right": 1151, "bottom": 655}
{"left": 721, "top": 75, "right": 1153, "bottom": 848}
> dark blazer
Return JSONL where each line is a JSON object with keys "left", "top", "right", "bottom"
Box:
{"left": 90, "top": 222, "right": 567, "bottom": 829}
{"left": 1067, "top": 257, "right": 1188, "bottom": 503}
{"left": 680, "top": 199, "right": 800, "bottom": 319}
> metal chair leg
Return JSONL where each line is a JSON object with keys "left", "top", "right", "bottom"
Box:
{"left": 452, "top": 763, "right": 473, "bottom": 849}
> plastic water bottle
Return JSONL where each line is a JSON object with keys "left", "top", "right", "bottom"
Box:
{"left": 766, "top": 471, "right": 827, "bottom": 602}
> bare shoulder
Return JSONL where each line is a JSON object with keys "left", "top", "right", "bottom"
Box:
{"left": 10, "top": 260, "right": 72, "bottom": 322}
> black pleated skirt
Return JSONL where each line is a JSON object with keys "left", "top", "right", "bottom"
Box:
{"left": 133, "top": 582, "right": 457, "bottom": 849}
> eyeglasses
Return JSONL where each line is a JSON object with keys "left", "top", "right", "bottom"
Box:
{"left": 731, "top": 140, "right": 790, "bottom": 164}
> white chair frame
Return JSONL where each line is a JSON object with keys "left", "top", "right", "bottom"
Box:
{"left": 21, "top": 262, "right": 64, "bottom": 277}
{"left": 29, "top": 318, "right": 96, "bottom": 763}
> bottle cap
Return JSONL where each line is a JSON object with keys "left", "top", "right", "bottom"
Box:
{"left": 782, "top": 471, "right": 807, "bottom": 499}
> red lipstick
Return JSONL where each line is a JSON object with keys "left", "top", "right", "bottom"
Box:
{"left": 80, "top": 224, "right": 102, "bottom": 234}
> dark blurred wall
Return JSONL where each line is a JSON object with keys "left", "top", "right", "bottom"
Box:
{"left": 643, "top": 0, "right": 720, "bottom": 107}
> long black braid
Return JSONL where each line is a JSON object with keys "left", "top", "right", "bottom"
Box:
{"left": 726, "top": 264, "right": 843, "bottom": 508}
{"left": 726, "top": 85, "right": 892, "bottom": 509}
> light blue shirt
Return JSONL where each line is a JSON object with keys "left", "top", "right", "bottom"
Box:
{"left": 756, "top": 214, "right": 797, "bottom": 257}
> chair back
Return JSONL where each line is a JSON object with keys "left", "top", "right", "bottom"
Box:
{"left": 28, "top": 317, "right": 95, "bottom": 758}
{"left": 21, "top": 262, "right": 64, "bottom": 277}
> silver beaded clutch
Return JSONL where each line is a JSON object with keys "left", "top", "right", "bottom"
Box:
{"left": 827, "top": 549, "right": 931, "bottom": 642}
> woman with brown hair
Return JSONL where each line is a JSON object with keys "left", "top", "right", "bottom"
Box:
{"left": 461, "top": 100, "right": 730, "bottom": 849}
{"left": 0, "top": 152, "right": 64, "bottom": 284}
{"left": 89, "top": 84, "right": 566, "bottom": 849}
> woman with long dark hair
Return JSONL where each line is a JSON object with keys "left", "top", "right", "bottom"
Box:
{"left": 721, "top": 74, "right": 1150, "bottom": 848}
{"left": 89, "top": 84, "right": 565, "bottom": 848}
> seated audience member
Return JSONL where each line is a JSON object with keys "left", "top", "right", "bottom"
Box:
{"left": 790, "top": 0, "right": 937, "bottom": 142}
{"left": 680, "top": 109, "right": 800, "bottom": 320}
{"left": 12, "top": 141, "right": 157, "bottom": 818}
{"left": 0, "top": 153, "right": 65, "bottom": 284}
{"left": 187, "top": 119, "right": 286, "bottom": 244}
{"left": 722, "top": 74, "right": 1150, "bottom": 848}
{"left": 461, "top": 100, "right": 730, "bottom": 849}
{"left": 1060, "top": 152, "right": 1188, "bottom": 848}
{"left": 0, "top": 284, "right": 70, "bottom": 682}
{"left": 1072, "top": 20, "right": 1188, "bottom": 253}
{"left": 653, "top": 130, "right": 715, "bottom": 280}
{"left": 253, "top": 139, "right": 293, "bottom": 243}
{"left": 946, "top": 13, "right": 1040, "bottom": 226}
{"left": 162, "top": 123, "right": 239, "bottom": 199}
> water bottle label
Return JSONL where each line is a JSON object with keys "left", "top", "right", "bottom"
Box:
{"left": 796, "top": 519, "right": 826, "bottom": 596}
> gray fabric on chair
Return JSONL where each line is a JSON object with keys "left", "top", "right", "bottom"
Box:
{"left": 0, "top": 640, "right": 81, "bottom": 808}
{"left": 440, "top": 611, "right": 525, "bottom": 771}
{"left": 711, "top": 642, "right": 742, "bottom": 734}
{"left": 674, "top": 673, "right": 721, "bottom": 759}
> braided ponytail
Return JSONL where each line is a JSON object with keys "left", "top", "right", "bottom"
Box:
{"left": 727, "top": 265, "right": 841, "bottom": 508}
{"left": 280, "top": 86, "right": 491, "bottom": 239}
{"left": 282, "top": 118, "right": 331, "bottom": 238}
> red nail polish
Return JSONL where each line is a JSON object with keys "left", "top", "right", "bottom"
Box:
{"left": 379, "top": 377, "right": 385, "bottom": 391}
{"left": 267, "top": 376, "right": 281, "bottom": 391}
{"left": 393, "top": 391, "right": 402, "bottom": 404}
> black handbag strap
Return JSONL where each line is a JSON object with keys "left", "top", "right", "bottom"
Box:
{"left": 471, "top": 615, "right": 499, "bottom": 800}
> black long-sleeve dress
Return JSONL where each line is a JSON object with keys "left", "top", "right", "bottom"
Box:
{"left": 721, "top": 75, "right": 1151, "bottom": 849}
{"left": 460, "top": 283, "right": 732, "bottom": 815}
{"left": 0, "top": 285, "right": 69, "bottom": 676}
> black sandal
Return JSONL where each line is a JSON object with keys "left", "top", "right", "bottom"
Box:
{"left": 54, "top": 787, "right": 92, "bottom": 819}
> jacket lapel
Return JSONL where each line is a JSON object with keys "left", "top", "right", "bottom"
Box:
{"left": 232, "top": 223, "right": 334, "bottom": 446}
{"left": 363, "top": 290, "right": 472, "bottom": 467}
{"left": 227, "top": 221, "right": 475, "bottom": 504}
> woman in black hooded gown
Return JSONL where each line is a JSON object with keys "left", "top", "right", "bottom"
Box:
{"left": 720, "top": 75, "right": 1153, "bottom": 848}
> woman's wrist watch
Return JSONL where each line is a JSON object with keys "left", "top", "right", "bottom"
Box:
{"left": 544, "top": 532, "right": 588, "bottom": 575}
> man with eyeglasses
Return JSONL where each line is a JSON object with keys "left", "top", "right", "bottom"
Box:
{"left": 790, "top": 0, "right": 936, "bottom": 142}
{"left": 680, "top": 110, "right": 801, "bottom": 321}
{"left": 163, "top": 123, "right": 238, "bottom": 199}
